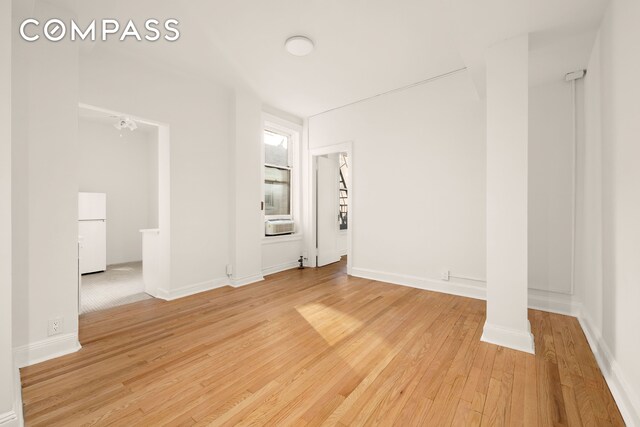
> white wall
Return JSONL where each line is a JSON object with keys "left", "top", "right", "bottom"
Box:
{"left": 230, "top": 88, "right": 264, "bottom": 285}
{"left": 306, "top": 64, "right": 580, "bottom": 320}
{"left": 11, "top": 19, "right": 237, "bottom": 359}
{"left": 1, "top": 0, "right": 17, "bottom": 423}
{"left": 528, "top": 80, "right": 574, "bottom": 294}
{"left": 262, "top": 239, "right": 303, "bottom": 275}
{"left": 309, "top": 70, "right": 486, "bottom": 294}
{"left": 148, "top": 131, "right": 159, "bottom": 229}
{"left": 78, "top": 119, "right": 156, "bottom": 265}
{"left": 11, "top": 0, "right": 81, "bottom": 362}
{"left": 80, "top": 49, "right": 232, "bottom": 294}
{"left": 576, "top": 34, "right": 603, "bottom": 334}
{"left": 11, "top": 6, "right": 298, "bottom": 364}
{"left": 577, "top": 0, "right": 640, "bottom": 423}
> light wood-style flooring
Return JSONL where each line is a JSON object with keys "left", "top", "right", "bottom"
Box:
{"left": 20, "top": 259, "right": 624, "bottom": 426}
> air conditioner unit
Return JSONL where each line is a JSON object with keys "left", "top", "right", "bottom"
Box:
{"left": 265, "top": 219, "right": 295, "bottom": 236}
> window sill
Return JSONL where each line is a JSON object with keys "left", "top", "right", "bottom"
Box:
{"left": 262, "top": 233, "right": 303, "bottom": 245}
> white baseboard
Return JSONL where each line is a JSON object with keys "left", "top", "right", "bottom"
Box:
{"left": 579, "top": 310, "right": 640, "bottom": 427}
{"left": 7, "top": 364, "right": 23, "bottom": 427}
{"left": 528, "top": 290, "right": 582, "bottom": 317}
{"left": 231, "top": 274, "right": 264, "bottom": 288}
{"left": 481, "top": 321, "right": 535, "bottom": 354}
{"left": 13, "top": 332, "right": 81, "bottom": 369}
{"left": 0, "top": 408, "right": 17, "bottom": 427}
{"left": 155, "top": 277, "right": 229, "bottom": 301}
{"left": 352, "top": 266, "right": 585, "bottom": 320}
{"left": 263, "top": 261, "right": 299, "bottom": 277}
{"left": 350, "top": 267, "right": 486, "bottom": 301}
{"left": 154, "top": 273, "right": 266, "bottom": 299}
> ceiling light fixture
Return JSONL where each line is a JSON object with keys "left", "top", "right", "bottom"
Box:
{"left": 285, "top": 36, "right": 314, "bottom": 56}
{"left": 113, "top": 116, "right": 138, "bottom": 132}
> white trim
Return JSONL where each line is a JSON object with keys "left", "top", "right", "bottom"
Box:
{"left": 155, "top": 277, "right": 228, "bottom": 301}
{"left": 263, "top": 112, "right": 303, "bottom": 133}
{"left": 309, "top": 68, "right": 467, "bottom": 118}
{"left": 13, "top": 333, "right": 81, "bottom": 368}
{"left": 309, "top": 142, "right": 353, "bottom": 158}
{"left": 579, "top": 309, "right": 640, "bottom": 427}
{"left": 527, "top": 290, "right": 582, "bottom": 317}
{"left": 338, "top": 227, "right": 348, "bottom": 256}
{"left": 231, "top": 274, "right": 264, "bottom": 288}
{"left": 351, "top": 266, "right": 586, "bottom": 318}
{"left": 481, "top": 321, "right": 535, "bottom": 354}
{"left": 528, "top": 283, "right": 574, "bottom": 296}
{"left": 262, "top": 233, "right": 303, "bottom": 245}
{"left": 10, "top": 364, "right": 22, "bottom": 427}
{"left": 262, "top": 261, "right": 300, "bottom": 277}
{"left": 0, "top": 410, "right": 17, "bottom": 426}
{"left": 350, "top": 267, "right": 486, "bottom": 301}
{"left": 79, "top": 103, "right": 171, "bottom": 335}
{"left": 78, "top": 103, "right": 170, "bottom": 128}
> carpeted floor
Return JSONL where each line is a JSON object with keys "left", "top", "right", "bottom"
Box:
{"left": 80, "top": 261, "right": 152, "bottom": 314}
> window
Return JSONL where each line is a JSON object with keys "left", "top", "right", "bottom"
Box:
{"left": 339, "top": 152, "right": 348, "bottom": 230}
{"left": 264, "top": 129, "right": 292, "bottom": 217}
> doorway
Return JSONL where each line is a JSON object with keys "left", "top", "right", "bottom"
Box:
{"left": 76, "top": 104, "right": 170, "bottom": 315}
{"left": 310, "top": 142, "right": 353, "bottom": 272}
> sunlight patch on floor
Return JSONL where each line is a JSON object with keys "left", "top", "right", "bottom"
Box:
{"left": 296, "top": 303, "right": 365, "bottom": 346}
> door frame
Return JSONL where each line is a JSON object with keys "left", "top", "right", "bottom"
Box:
{"left": 308, "top": 141, "right": 353, "bottom": 273}
{"left": 77, "top": 103, "right": 171, "bottom": 312}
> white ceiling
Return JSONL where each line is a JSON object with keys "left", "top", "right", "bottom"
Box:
{"left": 449, "top": 0, "right": 609, "bottom": 95}
{"left": 71, "top": 0, "right": 609, "bottom": 117}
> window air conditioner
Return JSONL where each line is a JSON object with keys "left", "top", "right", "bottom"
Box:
{"left": 265, "top": 219, "right": 295, "bottom": 236}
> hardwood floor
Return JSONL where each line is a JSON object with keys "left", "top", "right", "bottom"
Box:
{"left": 20, "top": 259, "right": 624, "bottom": 426}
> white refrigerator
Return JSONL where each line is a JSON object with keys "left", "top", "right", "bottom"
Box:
{"left": 78, "top": 192, "right": 107, "bottom": 274}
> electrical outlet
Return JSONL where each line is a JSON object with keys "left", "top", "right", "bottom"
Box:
{"left": 441, "top": 270, "right": 450, "bottom": 281}
{"left": 48, "top": 317, "right": 63, "bottom": 336}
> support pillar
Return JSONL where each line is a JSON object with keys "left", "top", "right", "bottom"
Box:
{"left": 482, "top": 35, "right": 535, "bottom": 354}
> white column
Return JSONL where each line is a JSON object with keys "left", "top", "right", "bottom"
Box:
{"left": 229, "top": 88, "right": 264, "bottom": 286}
{"left": 482, "top": 35, "right": 535, "bottom": 354}
{"left": 0, "top": 0, "right": 17, "bottom": 424}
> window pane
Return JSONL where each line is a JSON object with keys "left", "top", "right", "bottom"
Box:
{"left": 265, "top": 166, "right": 290, "bottom": 216}
{"left": 264, "top": 130, "right": 289, "bottom": 167}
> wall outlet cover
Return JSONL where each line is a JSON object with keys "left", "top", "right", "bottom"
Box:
{"left": 48, "top": 317, "right": 63, "bottom": 336}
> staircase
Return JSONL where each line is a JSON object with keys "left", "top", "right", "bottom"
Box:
{"left": 339, "top": 154, "right": 348, "bottom": 230}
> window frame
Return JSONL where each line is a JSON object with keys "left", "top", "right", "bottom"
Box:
{"left": 262, "top": 117, "right": 300, "bottom": 226}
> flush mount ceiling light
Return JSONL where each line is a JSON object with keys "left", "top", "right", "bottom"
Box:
{"left": 113, "top": 116, "right": 138, "bottom": 132}
{"left": 285, "top": 36, "right": 314, "bottom": 56}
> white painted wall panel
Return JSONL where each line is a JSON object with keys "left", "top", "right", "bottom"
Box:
{"left": 528, "top": 81, "right": 574, "bottom": 294}
{"left": 577, "top": 0, "right": 640, "bottom": 422}
{"left": 309, "top": 70, "right": 486, "bottom": 287}
{"left": 11, "top": 0, "right": 80, "bottom": 352}
{"left": 1, "top": 0, "right": 15, "bottom": 421}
